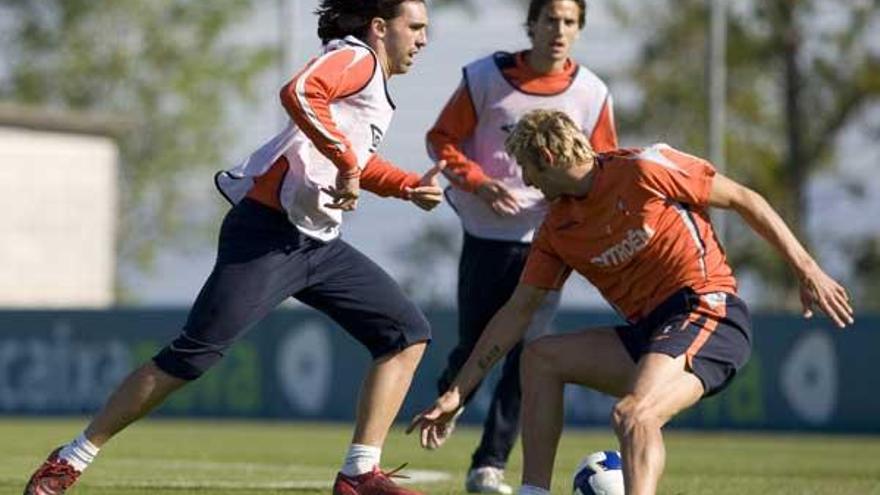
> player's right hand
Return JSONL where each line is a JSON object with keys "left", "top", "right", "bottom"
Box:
{"left": 323, "top": 172, "right": 360, "bottom": 211}
{"left": 476, "top": 180, "right": 520, "bottom": 217}
{"left": 406, "top": 390, "right": 463, "bottom": 450}
{"left": 798, "top": 265, "right": 854, "bottom": 329}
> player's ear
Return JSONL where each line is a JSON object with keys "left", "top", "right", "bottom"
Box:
{"left": 369, "top": 16, "right": 387, "bottom": 40}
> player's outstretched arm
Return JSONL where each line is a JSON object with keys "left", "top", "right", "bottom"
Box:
{"left": 359, "top": 156, "right": 444, "bottom": 210}
{"left": 407, "top": 283, "right": 550, "bottom": 448}
{"left": 708, "top": 173, "right": 854, "bottom": 328}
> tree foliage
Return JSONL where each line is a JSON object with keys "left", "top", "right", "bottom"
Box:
{"left": 393, "top": 222, "right": 461, "bottom": 307}
{"left": 0, "top": 0, "right": 277, "bottom": 299}
{"left": 610, "top": 0, "right": 880, "bottom": 308}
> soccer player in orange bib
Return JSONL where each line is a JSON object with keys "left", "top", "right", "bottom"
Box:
{"left": 24, "top": 2, "right": 442, "bottom": 495}
{"left": 410, "top": 109, "right": 854, "bottom": 495}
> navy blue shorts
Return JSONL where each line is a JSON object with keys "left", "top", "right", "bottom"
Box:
{"left": 153, "top": 199, "right": 431, "bottom": 380}
{"left": 615, "top": 288, "right": 752, "bottom": 397}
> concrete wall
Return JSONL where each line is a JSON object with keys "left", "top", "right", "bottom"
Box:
{"left": 0, "top": 127, "right": 117, "bottom": 307}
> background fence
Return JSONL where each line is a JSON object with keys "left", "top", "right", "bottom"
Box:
{"left": 0, "top": 309, "right": 875, "bottom": 432}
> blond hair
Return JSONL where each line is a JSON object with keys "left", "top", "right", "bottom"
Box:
{"left": 505, "top": 109, "right": 596, "bottom": 170}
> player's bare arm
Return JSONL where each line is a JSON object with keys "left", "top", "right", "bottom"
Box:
{"left": 708, "top": 173, "right": 854, "bottom": 328}
{"left": 407, "top": 283, "right": 550, "bottom": 448}
{"left": 438, "top": 283, "right": 550, "bottom": 401}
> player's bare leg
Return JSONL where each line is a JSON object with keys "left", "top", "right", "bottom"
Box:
{"left": 519, "top": 328, "right": 636, "bottom": 489}
{"left": 24, "top": 361, "right": 187, "bottom": 494}
{"left": 352, "top": 342, "right": 427, "bottom": 447}
{"left": 611, "top": 353, "right": 703, "bottom": 495}
{"left": 85, "top": 361, "right": 188, "bottom": 445}
{"left": 331, "top": 342, "right": 428, "bottom": 495}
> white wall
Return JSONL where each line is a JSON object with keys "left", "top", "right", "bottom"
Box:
{"left": 0, "top": 127, "right": 117, "bottom": 307}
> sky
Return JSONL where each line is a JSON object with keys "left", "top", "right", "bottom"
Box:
{"left": 125, "top": 0, "right": 880, "bottom": 309}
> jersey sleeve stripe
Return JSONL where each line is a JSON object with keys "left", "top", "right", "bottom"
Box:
{"left": 671, "top": 202, "right": 708, "bottom": 279}
{"left": 291, "top": 48, "right": 374, "bottom": 154}
{"left": 293, "top": 52, "right": 352, "bottom": 152}
{"left": 637, "top": 144, "right": 690, "bottom": 174}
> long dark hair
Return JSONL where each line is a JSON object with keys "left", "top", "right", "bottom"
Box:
{"left": 315, "top": 0, "right": 423, "bottom": 44}
{"left": 526, "top": 0, "right": 587, "bottom": 37}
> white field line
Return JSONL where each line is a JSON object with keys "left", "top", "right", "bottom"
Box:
{"left": 80, "top": 458, "right": 451, "bottom": 489}
{"left": 86, "top": 471, "right": 450, "bottom": 490}
{"left": 100, "top": 458, "right": 316, "bottom": 473}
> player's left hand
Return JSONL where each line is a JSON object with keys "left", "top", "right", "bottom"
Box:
{"left": 406, "top": 160, "right": 445, "bottom": 211}
{"left": 798, "top": 264, "right": 854, "bottom": 328}
{"left": 406, "top": 389, "right": 462, "bottom": 450}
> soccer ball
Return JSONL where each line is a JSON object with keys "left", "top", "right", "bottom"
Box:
{"left": 572, "top": 450, "right": 625, "bottom": 495}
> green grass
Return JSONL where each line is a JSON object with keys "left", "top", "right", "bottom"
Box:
{"left": 2, "top": 418, "right": 879, "bottom": 494}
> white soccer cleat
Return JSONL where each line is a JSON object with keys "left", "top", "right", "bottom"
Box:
{"left": 465, "top": 466, "right": 513, "bottom": 494}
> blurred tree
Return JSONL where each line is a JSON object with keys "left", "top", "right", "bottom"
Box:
{"left": 393, "top": 222, "right": 461, "bottom": 308}
{"left": 431, "top": 0, "right": 476, "bottom": 10}
{"left": 610, "top": 0, "right": 880, "bottom": 309}
{"left": 852, "top": 237, "right": 880, "bottom": 304}
{"left": 0, "top": 0, "right": 276, "bottom": 300}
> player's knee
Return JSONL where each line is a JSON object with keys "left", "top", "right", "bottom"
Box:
{"left": 522, "top": 337, "right": 557, "bottom": 376}
{"left": 612, "top": 395, "right": 661, "bottom": 437}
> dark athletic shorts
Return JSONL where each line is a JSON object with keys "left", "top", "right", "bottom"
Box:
{"left": 614, "top": 288, "right": 752, "bottom": 397}
{"left": 153, "top": 198, "right": 431, "bottom": 380}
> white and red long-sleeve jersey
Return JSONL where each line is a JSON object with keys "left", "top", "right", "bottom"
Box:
{"left": 216, "top": 36, "right": 420, "bottom": 241}
{"left": 427, "top": 51, "right": 617, "bottom": 243}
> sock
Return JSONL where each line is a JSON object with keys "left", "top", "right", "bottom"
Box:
{"left": 340, "top": 443, "right": 381, "bottom": 477}
{"left": 58, "top": 432, "right": 100, "bottom": 472}
{"left": 518, "top": 485, "right": 550, "bottom": 495}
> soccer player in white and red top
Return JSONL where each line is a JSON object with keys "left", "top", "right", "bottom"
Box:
{"left": 425, "top": 1, "right": 616, "bottom": 492}
{"left": 411, "top": 110, "right": 854, "bottom": 495}
{"left": 24, "top": 2, "right": 441, "bottom": 495}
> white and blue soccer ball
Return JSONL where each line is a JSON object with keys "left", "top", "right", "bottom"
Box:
{"left": 572, "top": 450, "right": 625, "bottom": 495}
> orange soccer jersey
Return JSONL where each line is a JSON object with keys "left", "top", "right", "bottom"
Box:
{"left": 521, "top": 144, "right": 737, "bottom": 322}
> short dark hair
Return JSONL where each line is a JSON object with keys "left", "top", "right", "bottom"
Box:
{"left": 526, "top": 0, "right": 587, "bottom": 38}
{"left": 315, "top": 0, "right": 424, "bottom": 45}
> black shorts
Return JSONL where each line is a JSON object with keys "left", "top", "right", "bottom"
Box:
{"left": 153, "top": 198, "right": 431, "bottom": 380}
{"left": 615, "top": 288, "right": 752, "bottom": 397}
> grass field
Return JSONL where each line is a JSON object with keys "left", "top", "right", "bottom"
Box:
{"left": 2, "top": 418, "right": 879, "bottom": 494}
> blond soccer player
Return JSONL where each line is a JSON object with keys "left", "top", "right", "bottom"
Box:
{"left": 411, "top": 109, "right": 853, "bottom": 495}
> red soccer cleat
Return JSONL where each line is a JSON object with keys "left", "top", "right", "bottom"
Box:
{"left": 333, "top": 464, "right": 424, "bottom": 495}
{"left": 23, "top": 447, "right": 82, "bottom": 495}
